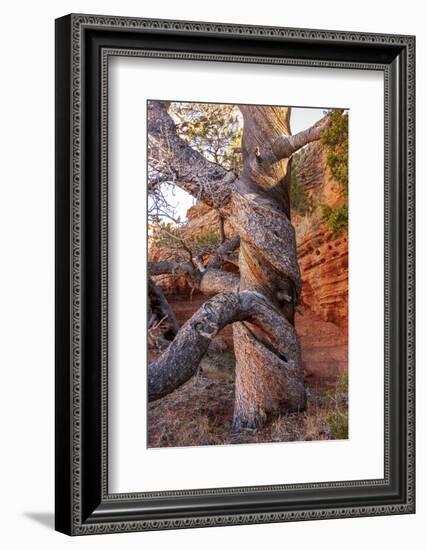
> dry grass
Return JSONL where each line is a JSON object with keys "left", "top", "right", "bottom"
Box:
{"left": 147, "top": 350, "right": 348, "bottom": 448}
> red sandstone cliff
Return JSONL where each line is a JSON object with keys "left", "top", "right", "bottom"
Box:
{"left": 292, "top": 142, "right": 348, "bottom": 329}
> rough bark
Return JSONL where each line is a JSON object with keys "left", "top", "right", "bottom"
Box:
{"left": 225, "top": 105, "right": 306, "bottom": 429}
{"left": 260, "top": 113, "right": 331, "bottom": 164}
{"left": 148, "top": 259, "right": 195, "bottom": 278}
{"left": 148, "top": 291, "right": 242, "bottom": 400}
{"left": 148, "top": 235, "right": 241, "bottom": 294}
{"left": 199, "top": 269, "right": 240, "bottom": 294}
{"left": 148, "top": 101, "right": 236, "bottom": 208}
{"left": 148, "top": 290, "right": 304, "bottom": 403}
{"left": 148, "top": 103, "right": 329, "bottom": 430}
{"left": 148, "top": 262, "right": 238, "bottom": 294}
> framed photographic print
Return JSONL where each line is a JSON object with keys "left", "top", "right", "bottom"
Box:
{"left": 55, "top": 14, "right": 415, "bottom": 535}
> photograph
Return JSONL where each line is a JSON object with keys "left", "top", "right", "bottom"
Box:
{"left": 0, "top": 0, "right": 420, "bottom": 545}
{"left": 52, "top": 11, "right": 415, "bottom": 537}
{"left": 147, "top": 100, "right": 349, "bottom": 448}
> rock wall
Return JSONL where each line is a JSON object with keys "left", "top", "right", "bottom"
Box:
{"left": 297, "top": 225, "right": 348, "bottom": 327}
{"left": 292, "top": 142, "right": 348, "bottom": 329}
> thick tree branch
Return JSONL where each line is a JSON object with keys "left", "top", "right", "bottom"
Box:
{"left": 199, "top": 269, "right": 240, "bottom": 294}
{"left": 148, "top": 291, "right": 241, "bottom": 400}
{"left": 231, "top": 192, "right": 301, "bottom": 297}
{"left": 148, "top": 259, "right": 239, "bottom": 293}
{"left": 149, "top": 234, "right": 240, "bottom": 289}
{"left": 147, "top": 290, "right": 300, "bottom": 401}
{"left": 148, "top": 258, "right": 240, "bottom": 296}
{"left": 260, "top": 113, "right": 331, "bottom": 164}
{"left": 148, "top": 259, "right": 196, "bottom": 278}
{"left": 148, "top": 101, "right": 236, "bottom": 208}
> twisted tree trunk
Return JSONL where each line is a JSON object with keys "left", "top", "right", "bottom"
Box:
{"left": 229, "top": 106, "right": 305, "bottom": 430}
{"left": 147, "top": 101, "right": 331, "bottom": 431}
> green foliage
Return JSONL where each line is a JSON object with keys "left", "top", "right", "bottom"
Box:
{"left": 171, "top": 102, "right": 243, "bottom": 173}
{"left": 321, "top": 111, "right": 349, "bottom": 197}
{"left": 290, "top": 163, "right": 309, "bottom": 216}
{"left": 325, "top": 409, "right": 349, "bottom": 440}
{"left": 324, "top": 373, "right": 349, "bottom": 440}
{"left": 320, "top": 202, "right": 348, "bottom": 236}
{"left": 319, "top": 111, "right": 349, "bottom": 235}
{"left": 192, "top": 230, "right": 220, "bottom": 248}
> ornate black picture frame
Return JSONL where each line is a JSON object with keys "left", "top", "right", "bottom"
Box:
{"left": 55, "top": 13, "right": 415, "bottom": 535}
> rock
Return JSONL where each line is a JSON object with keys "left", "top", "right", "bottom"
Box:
{"left": 292, "top": 142, "right": 348, "bottom": 330}
{"left": 297, "top": 225, "right": 348, "bottom": 328}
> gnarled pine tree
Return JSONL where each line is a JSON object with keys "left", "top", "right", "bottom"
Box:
{"left": 147, "top": 101, "right": 331, "bottom": 431}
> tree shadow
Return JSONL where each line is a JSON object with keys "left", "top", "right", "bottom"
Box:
{"left": 24, "top": 512, "right": 54, "bottom": 530}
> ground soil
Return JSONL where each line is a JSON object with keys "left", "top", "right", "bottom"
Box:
{"left": 147, "top": 293, "right": 348, "bottom": 447}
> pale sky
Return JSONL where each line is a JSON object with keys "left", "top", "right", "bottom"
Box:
{"left": 159, "top": 106, "right": 326, "bottom": 221}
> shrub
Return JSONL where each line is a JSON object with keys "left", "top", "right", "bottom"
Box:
{"left": 320, "top": 111, "right": 349, "bottom": 236}
{"left": 321, "top": 111, "right": 349, "bottom": 197}
{"left": 324, "top": 373, "right": 349, "bottom": 440}
{"left": 320, "top": 202, "right": 348, "bottom": 236}
{"left": 290, "top": 166, "right": 309, "bottom": 216}
{"left": 192, "top": 230, "right": 220, "bottom": 248}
